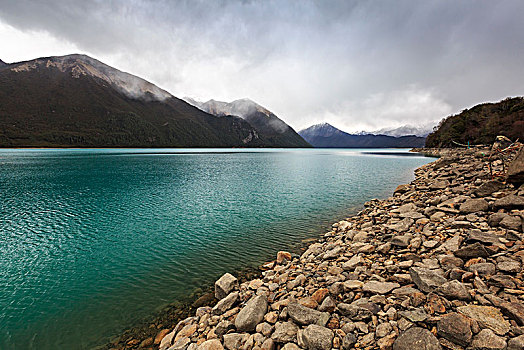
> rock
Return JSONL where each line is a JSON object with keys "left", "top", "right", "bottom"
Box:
{"left": 409, "top": 267, "right": 447, "bottom": 293}
{"left": 391, "top": 234, "right": 412, "bottom": 247}
{"left": 437, "top": 312, "right": 472, "bottom": 346}
{"left": 337, "top": 303, "right": 373, "bottom": 321}
{"left": 500, "top": 301, "right": 524, "bottom": 326}
{"left": 170, "top": 337, "right": 191, "bottom": 350}
{"left": 430, "top": 180, "right": 450, "bottom": 190}
{"left": 342, "top": 254, "right": 363, "bottom": 270}
{"left": 212, "top": 292, "right": 239, "bottom": 315}
{"left": 395, "top": 184, "right": 412, "bottom": 194}
{"left": 281, "top": 344, "right": 301, "bottom": 350}
{"left": 437, "top": 280, "right": 471, "bottom": 300}
{"left": 342, "top": 333, "right": 357, "bottom": 349}
{"left": 311, "top": 288, "right": 329, "bottom": 304}
{"left": 475, "top": 180, "right": 504, "bottom": 197}
{"left": 272, "top": 321, "right": 299, "bottom": 343}
{"left": 471, "top": 329, "right": 507, "bottom": 350}
{"left": 500, "top": 215, "right": 523, "bottom": 231}
{"left": 288, "top": 302, "right": 328, "bottom": 326}
{"left": 496, "top": 258, "right": 521, "bottom": 273}
{"left": 460, "top": 198, "right": 489, "bottom": 213}
{"left": 159, "top": 330, "right": 176, "bottom": 350}
{"left": 507, "top": 147, "right": 524, "bottom": 186}
{"left": 223, "top": 333, "right": 246, "bottom": 350}
{"left": 376, "top": 323, "right": 393, "bottom": 338}
{"left": 488, "top": 212, "right": 510, "bottom": 227}
{"left": 508, "top": 334, "right": 524, "bottom": 350}
{"left": 235, "top": 295, "right": 268, "bottom": 331}
{"left": 467, "top": 230, "right": 500, "bottom": 244}
{"left": 175, "top": 324, "right": 198, "bottom": 341}
{"left": 457, "top": 305, "right": 510, "bottom": 335}
{"left": 300, "top": 324, "right": 334, "bottom": 350}
{"left": 494, "top": 194, "right": 524, "bottom": 209}
{"left": 215, "top": 273, "right": 238, "bottom": 300}
{"left": 197, "top": 339, "right": 224, "bottom": 350}
{"left": 362, "top": 281, "right": 400, "bottom": 294}
{"left": 156, "top": 329, "right": 172, "bottom": 346}
{"left": 468, "top": 262, "right": 496, "bottom": 276}
{"left": 399, "top": 308, "right": 428, "bottom": 322}
{"left": 393, "top": 326, "right": 442, "bottom": 350}
{"left": 215, "top": 320, "right": 234, "bottom": 337}
{"left": 277, "top": 251, "right": 292, "bottom": 264}
{"left": 454, "top": 242, "right": 493, "bottom": 259}
{"left": 387, "top": 218, "right": 414, "bottom": 232}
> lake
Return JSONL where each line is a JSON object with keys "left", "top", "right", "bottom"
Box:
{"left": 0, "top": 148, "right": 432, "bottom": 349}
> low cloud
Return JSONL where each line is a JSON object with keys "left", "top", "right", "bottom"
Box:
{"left": 0, "top": 0, "right": 523, "bottom": 131}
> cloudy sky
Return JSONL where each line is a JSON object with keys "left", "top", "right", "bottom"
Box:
{"left": 1, "top": 0, "right": 523, "bottom": 132}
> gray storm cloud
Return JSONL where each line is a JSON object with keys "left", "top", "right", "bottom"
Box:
{"left": 0, "top": 0, "right": 523, "bottom": 131}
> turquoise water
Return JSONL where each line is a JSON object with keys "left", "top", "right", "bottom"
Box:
{"left": 0, "top": 148, "right": 432, "bottom": 349}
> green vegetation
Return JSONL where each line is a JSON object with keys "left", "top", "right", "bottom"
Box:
{"left": 426, "top": 97, "right": 524, "bottom": 147}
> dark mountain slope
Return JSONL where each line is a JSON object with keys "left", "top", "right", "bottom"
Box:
{"left": 185, "top": 98, "right": 311, "bottom": 148}
{"left": 299, "top": 123, "right": 426, "bottom": 148}
{"left": 426, "top": 97, "right": 524, "bottom": 147}
{"left": 0, "top": 54, "right": 267, "bottom": 148}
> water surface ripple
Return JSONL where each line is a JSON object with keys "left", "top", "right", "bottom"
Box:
{"left": 0, "top": 148, "right": 431, "bottom": 349}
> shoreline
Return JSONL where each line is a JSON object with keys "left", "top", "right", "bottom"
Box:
{"left": 108, "top": 146, "right": 524, "bottom": 350}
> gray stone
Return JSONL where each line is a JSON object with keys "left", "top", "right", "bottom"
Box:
{"left": 457, "top": 305, "right": 510, "bottom": 335}
{"left": 362, "top": 281, "right": 400, "bottom": 294}
{"left": 468, "top": 230, "right": 500, "bottom": 244}
{"left": 391, "top": 234, "right": 412, "bottom": 247}
{"left": 281, "top": 344, "right": 301, "bottom": 350}
{"left": 197, "top": 339, "right": 224, "bottom": 350}
{"left": 215, "top": 273, "right": 238, "bottom": 300}
{"left": 468, "top": 263, "right": 496, "bottom": 276}
{"left": 234, "top": 295, "right": 268, "bottom": 331}
{"left": 497, "top": 258, "right": 521, "bottom": 273}
{"left": 337, "top": 303, "right": 373, "bottom": 321}
{"left": 287, "top": 302, "right": 328, "bottom": 326}
{"left": 494, "top": 194, "right": 524, "bottom": 209}
{"left": 507, "top": 147, "right": 524, "bottom": 186}
{"left": 460, "top": 199, "right": 489, "bottom": 213}
{"left": 272, "top": 321, "right": 299, "bottom": 343}
{"left": 212, "top": 292, "right": 238, "bottom": 315}
{"left": 500, "top": 215, "right": 523, "bottom": 231}
{"left": 454, "top": 242, "right": 493, "bottom": 259}
{"left": 300, "top": 324, "right": 333, "bottom": 350}
{"left": 409, "top": 267, "right": 447, "bottom": 293}
{"left": 430, "top": 180, "right": 450, "bottom": 190}
{"left": 169, "top": 337, "right": 191, "bottom": 350}
{"left": 376, "top": 323, "right": 393, "bottom": 338}
{"left": 437, "top": 312, "right": 472, "bottom": 347}
{"left": 500, "top": 301, "right": 524, "bottom": 326}
{"left": 437, "top": 280, "right": 471, "bottom": 300}
{"left": 214, "top": 320, "right": 234, "bottom": 337}
{"left": 393, "top": 327, "right": 442, "bottom": 350}
{"left": 471, "top": 329, "right": 506, "bottom": 350}
{"left": 387, "top": 218, "right": 414, "bottom": 232}
{"left": 399, "top": 308, "right": 428, "bottom": 322}
{"left": 488, "top": 212, "right": 510, "bottom": 227}
{"left": 508, "top": 334, "right": 524, "bottom": 350}
{"left": 475, "top": 180, "right": 504, "bottom": 197}
{"left": 342, "top": 333, "right": 357, "bottom": 349}
{"left": 223, "top": 333, "right": 246, "bottom": 350}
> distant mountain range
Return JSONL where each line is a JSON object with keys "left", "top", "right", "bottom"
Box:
{"left": 369, "top": 124, "right": 434, "bottom": 137}
{"left": 183, "top": 98, "right": 310, "bottom": 147}
{"left": 0, "top": 54, "right": 309, "bottom": 148}
{"left": 426, "top": 97, "right": 524, "bottom": 147}
{"left": 299, "top": 123, "right": 426, "bottom": 148}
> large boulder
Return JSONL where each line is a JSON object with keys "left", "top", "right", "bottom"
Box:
{"left": 234, "top": 295, "right": 268, "bottom": 331}
{"left": 507, "top": 147, "right": 524, "bottom": 186}
{"left": 215, "top": 273, "right": 238, "bottom": 300}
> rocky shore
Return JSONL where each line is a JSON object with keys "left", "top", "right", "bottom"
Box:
{"left": 116, "top": 145, "right": 524, "bottom": 350}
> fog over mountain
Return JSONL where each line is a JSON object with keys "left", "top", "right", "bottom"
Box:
{"left": 2, "top": 1, "right": 524, "bottom": 132}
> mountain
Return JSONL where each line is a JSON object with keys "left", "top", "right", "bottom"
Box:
{"left": 371, "top": 124, "right": 434, "bottom": 137}
{"left": 0, "top": 59, "right": 7, "bottom": 69}
{"left": 184, "top": 98, "right": 310, "bottom": 147}
{"left": 299, "top": 123, "right": 426, "bottom": 148}
{"left": 0, "top": 54, "right": 288, "bottom": 148}
{"left": 426, "top": 97, "right": 524, "bottom": 147}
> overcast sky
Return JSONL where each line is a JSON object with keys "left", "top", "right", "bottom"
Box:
{"left": 1, "top": 0, "right": 523, "bottom": 132}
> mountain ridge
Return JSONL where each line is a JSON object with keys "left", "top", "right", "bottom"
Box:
{"left": 184, "top": 97, "right": 311, "bottom": 148}
{"left": 0, "top": 54, "right": 292, "bottom": 148}
{"left": 299, "top": 123, "right": 426, "bottom": 148}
